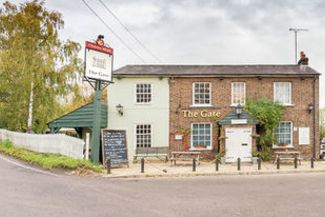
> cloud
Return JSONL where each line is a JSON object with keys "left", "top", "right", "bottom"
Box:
{"left": 5, "top": 0, "right": 325, "bottom": 107}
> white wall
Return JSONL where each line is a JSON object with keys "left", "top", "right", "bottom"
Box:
{"left": 107, "top": 77, "right": 169, "bottom": 160}
{"left": 0, "top": 129, "right": 84, "bottom": 159}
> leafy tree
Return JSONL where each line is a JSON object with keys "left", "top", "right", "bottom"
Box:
{"left": 0, "top": 1, "right": 82, "bottom": 133}
{"left": 63, "top": 84, "right": 107, "bottom": 114}
{"left": 245, "top": 98, "right": 285, "bottom": 160}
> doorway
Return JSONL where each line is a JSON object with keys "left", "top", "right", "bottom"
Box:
{"left": 225, "top": 128, "right": 252, "bottom": 163}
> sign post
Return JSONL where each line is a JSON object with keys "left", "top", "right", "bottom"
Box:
{"left": 84, "top": 35, "right": 113, "bottom": 164}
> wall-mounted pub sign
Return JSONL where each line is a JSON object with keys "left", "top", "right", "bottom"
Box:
{"left": 183, "top": 110, "right": 221, "bottom": 118}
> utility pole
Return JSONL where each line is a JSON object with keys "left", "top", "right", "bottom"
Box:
{"left": 289, "top": 28, "right": 308, "bottom": 63}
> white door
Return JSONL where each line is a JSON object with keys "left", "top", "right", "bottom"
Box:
{"left": 225, "top": 128, "right": 252, "bottom": 163}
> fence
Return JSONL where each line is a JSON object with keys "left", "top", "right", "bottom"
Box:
{"left": 0, "top": 129, "right": 84, "bottom": 159}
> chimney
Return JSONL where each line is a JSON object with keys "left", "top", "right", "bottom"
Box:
{"left": 298, "top": 51, "right": 309, "bottom": 65}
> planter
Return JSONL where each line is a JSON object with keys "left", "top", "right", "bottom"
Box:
{"left": 278, "top": 143, "right": 288, "bottom": 147}
{"left": 252, "top": 157, "right": 258, "bottom": 164}
{"left": 195, "top": 145, "right": 206, "bottom": 149}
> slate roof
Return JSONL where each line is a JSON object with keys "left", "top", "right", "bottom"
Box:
{"left": 113, "top": 64, "right": 320, "bottom": 77}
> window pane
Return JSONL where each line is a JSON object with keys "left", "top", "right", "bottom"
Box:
{"left": 136, "top": 124, "right": 151, "bottom": 148}
{"left": 193, "top": 82, "right": 211, "bottom": 105}
{"left": 274, "top": 82, "right": 291, "bottom": 104}
{"left": 232, "top": 82, "right": 245, "bottom": 105}
{"left": 191, "top": 123, "right": 212, "bottom": 149}
{"left": 136, "top": 84, "right": 152, "bottom": 103}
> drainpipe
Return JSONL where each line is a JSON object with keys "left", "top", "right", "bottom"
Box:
{"left": 312, "top": 75, "right": 316, "bottom": 158}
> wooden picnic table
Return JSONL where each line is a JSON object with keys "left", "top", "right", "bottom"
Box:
{"left": 170, "top": 151, "right": 201, "bottom": 165}
{"left": 273, "top": 151, "right": 302, "bottom": 164}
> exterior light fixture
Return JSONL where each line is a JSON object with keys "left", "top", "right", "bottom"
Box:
{"left": 308, "top": 103, "right": 314, "bottom": 114}
{"left": 116, "top": 104, "right": 124, "bottom": 116}
{"left": 236, "top": 104, "right": 243, "bottom": 118}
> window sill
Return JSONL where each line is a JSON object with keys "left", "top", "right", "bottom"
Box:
{"left": 274, "top": 102, "right": 295, "bottom": 107}
{"left": 190, "top": 104, "right": 213, "bottom": 108}
{"left": 189, "top": 147, "right": 213, "bottom": 151}
{"left": 272, "top": 145, "right": 294, "bottom": 149}
{"left": 134, "top": 102, "right": 152, "bottom": 105}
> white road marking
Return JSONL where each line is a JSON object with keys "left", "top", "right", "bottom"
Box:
{"left": 0, "top": 154, "right": 59, "bottom": 177}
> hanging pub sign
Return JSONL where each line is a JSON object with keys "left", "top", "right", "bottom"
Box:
{"left": 84, "top": 36, "right": 113, "bottom": 82}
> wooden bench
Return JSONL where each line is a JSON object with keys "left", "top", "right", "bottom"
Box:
{"left": 170, "top": 151, "right": 201, "bottom": 165}
{"left": 133, "top": 147, "right": 169, "bottom": 162}
{"left": 273, "top": 151, "right": 302, "bottom": 165}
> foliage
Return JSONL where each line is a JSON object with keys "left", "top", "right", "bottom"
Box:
{"left": 63, "top": 84, "right": 107, "bottom": 114}
{"left": 0, "top": 1, "right": 82, "bottom": 133}
{"left": 245, "top": 98, "right": 284, "bottom": 160}
{"left": 245, "top": 98, "right": 284, "bottom": 146}
{"left": 0, "top": 140, "right": 103, "bottom": 173}
{"left": 252, "top": 146, "right": 271, "bottom": 161}
{"left": 215, "top": 149, "right": 225, "bottom": 160}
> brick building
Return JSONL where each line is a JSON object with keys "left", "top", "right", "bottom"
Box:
{"left": 111, "top": 64, "right": 320, "bottom": 162}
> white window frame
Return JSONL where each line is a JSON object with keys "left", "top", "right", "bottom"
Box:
{"left": 273, "top": 82, "right": 292, "bottom": 106}
{"left": 134, "top": 83, "right": 152, "bottom": 104}
{"left": 191, "top": 82, "right": 212, "bottom": 107}
{"left": 190, "top": 122, "right": 213, "bottom": 150}
{"left": 134, "top": 124, "right": 152, "bottom": 148}
{"left": 273, "top": 121, "right": 293, "bottom": 148}
{"left": 231, "top": 82, "right": 246, "bottom": 106}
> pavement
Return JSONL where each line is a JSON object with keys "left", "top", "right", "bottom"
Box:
{"left": 104, "top": 159, "right": 325, "bottom": 178}
{"left": 1, "top": 153, "right": 325, "bottom": 217}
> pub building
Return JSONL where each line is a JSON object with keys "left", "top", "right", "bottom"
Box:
{"left": 107, "top": 62, "right": 320, "bottom": 162}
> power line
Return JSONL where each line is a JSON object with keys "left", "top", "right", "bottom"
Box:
{"left": 98, "top": 0, "right": 162, "bottom": 63}
{"left": 81, "top": 0, "right": 146, "bottom": 63}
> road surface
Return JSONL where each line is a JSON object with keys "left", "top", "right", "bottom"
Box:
{"left": 0, "top": 154, "right": 324, "bottom": 217}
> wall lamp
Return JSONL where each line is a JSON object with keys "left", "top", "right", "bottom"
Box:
{"left": 236, "top": 103, "right": 243, "bottom": 118}
{"left": 116, "top": 104, "right": 124, "bottom": 116}
{"left": 308, "top": 103, "right": 314, "bottom": 114}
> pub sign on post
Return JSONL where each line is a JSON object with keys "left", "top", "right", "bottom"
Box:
{"left": 84, "top": 39, "right": 113, "bottom": 82}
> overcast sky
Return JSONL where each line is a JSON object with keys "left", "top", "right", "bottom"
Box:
{"left": 7, "top": 0, "right": 325, "bottom": 108}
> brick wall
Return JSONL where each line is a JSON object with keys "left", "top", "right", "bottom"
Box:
{"left": 169, "top": 76, "right": 319, "bottom": 159}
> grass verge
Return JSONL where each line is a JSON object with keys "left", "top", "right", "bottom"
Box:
{"left": 0, "top": 140, "right": 103, "bottom": 174}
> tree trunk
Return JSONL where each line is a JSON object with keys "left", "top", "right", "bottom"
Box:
{"left": 27, "top": 81, "right": 34, "bottom": 133}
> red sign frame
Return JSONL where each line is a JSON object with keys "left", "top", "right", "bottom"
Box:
{"left": 85, "top": 41, "right": 113, "bottom": 55}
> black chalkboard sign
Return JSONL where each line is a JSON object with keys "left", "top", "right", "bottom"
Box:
{"left": 101, "top": 129, "right": 128, "bottom": 166}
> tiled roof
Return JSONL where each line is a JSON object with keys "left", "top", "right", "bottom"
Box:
{"left": 113, "top": 64, "right": 320, "bottom": 76}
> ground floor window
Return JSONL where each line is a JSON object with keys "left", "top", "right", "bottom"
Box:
{"left": 136, "top": 124, "right": 151, "bottom": 148}
{"left": 274, "top": 121, "right": 292, "bottom": 146}
{"left": 191, "top": 123, "right": 212, "bottom": 149}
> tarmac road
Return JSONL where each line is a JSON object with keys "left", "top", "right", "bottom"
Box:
{"left": 0, "top": 154, "right": 324, "bottom": 217}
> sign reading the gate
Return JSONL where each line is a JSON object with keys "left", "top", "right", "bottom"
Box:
{"left": 183, "top": 110, "right": 221, "bottom": 118}
{"left": 85, "top": 40, "right": 113, "bottom": 82}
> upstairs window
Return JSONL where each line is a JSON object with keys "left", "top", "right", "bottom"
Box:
{"left": 136, "top": 124, "right": 151, "bottom": 148}
{"left": 274, "top": 82, "right": 292, "bottom": 105}
{"left": 192, "top": 82, "right": 211, "bottom": 106}
{"left": 231, "top": 82, "right": 246, "bottom": 105}
{"left": 136, "top": 84, "right": 151, "bottom": 103}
